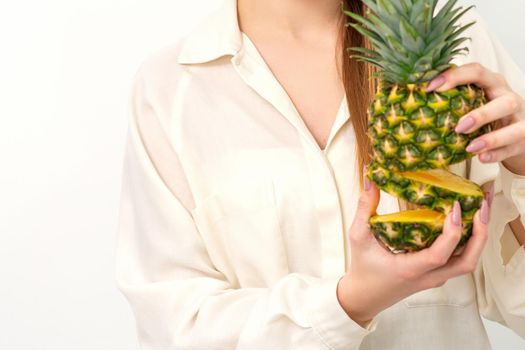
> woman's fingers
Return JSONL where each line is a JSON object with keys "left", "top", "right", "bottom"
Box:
{"left": 424, "top": 202, "right": 464, "bottom": 267}
{"left": 425, "top": 62, "right": 525, "bottom": 169}
{"left": 427, "top": 63, "right": 508, "bottom": 98}
{"left": 349, "top": 175, "right": 380, "bottom": 245}
{"left": 425, "top": 200, "right": 490, "bottom": 284}
{"left": 479, "top": 139, "right": 525, "bottom": 163}
{"left": 466, "top": 120, "right": 525, "bottom": 154}
{"left": 456, "top": 94, "right": 522, "bottom": 135}
{"left": 402, "top": 201, "right": 463, "bottom": 275}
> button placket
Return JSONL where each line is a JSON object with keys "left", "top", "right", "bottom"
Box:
{"left": 303, "top": 139, "right": 347, "bottom": 278}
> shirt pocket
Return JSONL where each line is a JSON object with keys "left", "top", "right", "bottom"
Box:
{"left": 191, "top": 178, "right": 288, "bottom": 287}
{"left": 403, "top": 274, "right": 476, "bottom": 308}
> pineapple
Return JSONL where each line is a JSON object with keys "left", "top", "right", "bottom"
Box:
{"left": 369, "top": 209, "right": 474, "bottom": 253}
{"left": 343, "top": 0, "right": 491, "bottom": 252}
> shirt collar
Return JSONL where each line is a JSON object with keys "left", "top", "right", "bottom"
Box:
{"left": 177, "top": 0, "right": 242, "bottom": 65}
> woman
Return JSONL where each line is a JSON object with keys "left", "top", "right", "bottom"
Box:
{"left": 115, "top": 0, "right": 525, "bottom": 348}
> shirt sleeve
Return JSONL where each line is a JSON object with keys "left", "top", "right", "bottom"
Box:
{"left": 460, "top": 9, "right": 525, "bottom": 338}
{"left": 114, "top": 64, "right": 377, "bottom": 350}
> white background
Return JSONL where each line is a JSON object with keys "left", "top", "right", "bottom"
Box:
{"left": 1, "top": 0, "right": 524, "bottom": 349}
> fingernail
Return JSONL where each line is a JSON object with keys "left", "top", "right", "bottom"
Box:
{"left": 480, "top": 199, "right": 490, "bottom": 224}
{"left": 452, "top": 201, "right": 462, "bottom": 226}
{"left": 455, "top": 115, "right": 476, "bottom": 134}
{"left": 426, "top": 75, "right": 446, "bottom": 92}
{"left": 466, "top": 139, "right": 487, "bottom": 153}
{"left": 480, "top": 152, "right": 493, "bottom": 162}
{"left": 363, "top": 166, "right": 371, "bottom": 191}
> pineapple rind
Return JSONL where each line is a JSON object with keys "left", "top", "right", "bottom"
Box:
{"left": 370, "top": 218, "right": 474, "bottom": 253}
{"left": 369, "top": 83, "right": 489, "bottom": 172}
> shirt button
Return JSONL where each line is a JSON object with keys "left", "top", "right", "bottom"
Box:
{"left": 232, "top": 57, "right": 241, "bottom": 66}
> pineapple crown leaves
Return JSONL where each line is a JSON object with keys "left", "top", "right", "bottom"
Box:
{"left": 343, "top": 0, "right": 476, "bottom": 84}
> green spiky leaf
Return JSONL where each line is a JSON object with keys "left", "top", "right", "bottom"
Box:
{"left": 342, "top": 0, "right": 477, "bottom": 84}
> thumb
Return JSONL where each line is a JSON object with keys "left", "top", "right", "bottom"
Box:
{"left": 350, "top": 173, "right": 380, "bottom": 243}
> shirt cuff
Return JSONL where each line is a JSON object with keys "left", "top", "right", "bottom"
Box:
{"left": 305, "top": 276, "right": 377, "bottom": 350}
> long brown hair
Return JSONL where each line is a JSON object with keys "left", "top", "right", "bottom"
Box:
{"left": 337, "top": 0, "right": 375, "bottom": 187}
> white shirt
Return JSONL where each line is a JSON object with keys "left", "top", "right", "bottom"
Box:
{"left": 115, "top": 0, "right": 525, "bottom": 348}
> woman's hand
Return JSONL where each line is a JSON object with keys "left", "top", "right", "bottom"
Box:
{"left": 426, "top": 62, "right": 525, "bottom": 176}
{"left": 336, "top": 179, "right": 490, "bottom": 326}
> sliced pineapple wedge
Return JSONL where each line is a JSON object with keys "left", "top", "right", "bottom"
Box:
{"left": 367, "top": 163, "right": 484, "bottom": 221}
{"left": 370, "top": 209, "right": 473, "bottom": 253}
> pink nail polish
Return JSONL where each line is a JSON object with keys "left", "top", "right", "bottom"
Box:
{"left": 452, "top": 201, "right": 462, "bottom": 226}
{"left": 480, "top": 199, "right": 489, "bottom": 224}
{"left": 480, "top": 153, "right": 493, "bottom": 162}
{"left": 426, "top": 75, "right": 446, "bottom": 92}
{"left": 455, "top": 116, "right": 476, "bottom": 134}
{"left": 466, "top": 139, "right": 487, "bottom": 153}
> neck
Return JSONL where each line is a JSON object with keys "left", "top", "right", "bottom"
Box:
{"left": 237, "top": 0, "right": 343, "bottom": 41}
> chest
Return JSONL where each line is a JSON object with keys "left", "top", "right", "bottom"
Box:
{"left": 240, "top": 33, "right": 345, "bottom": 150}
